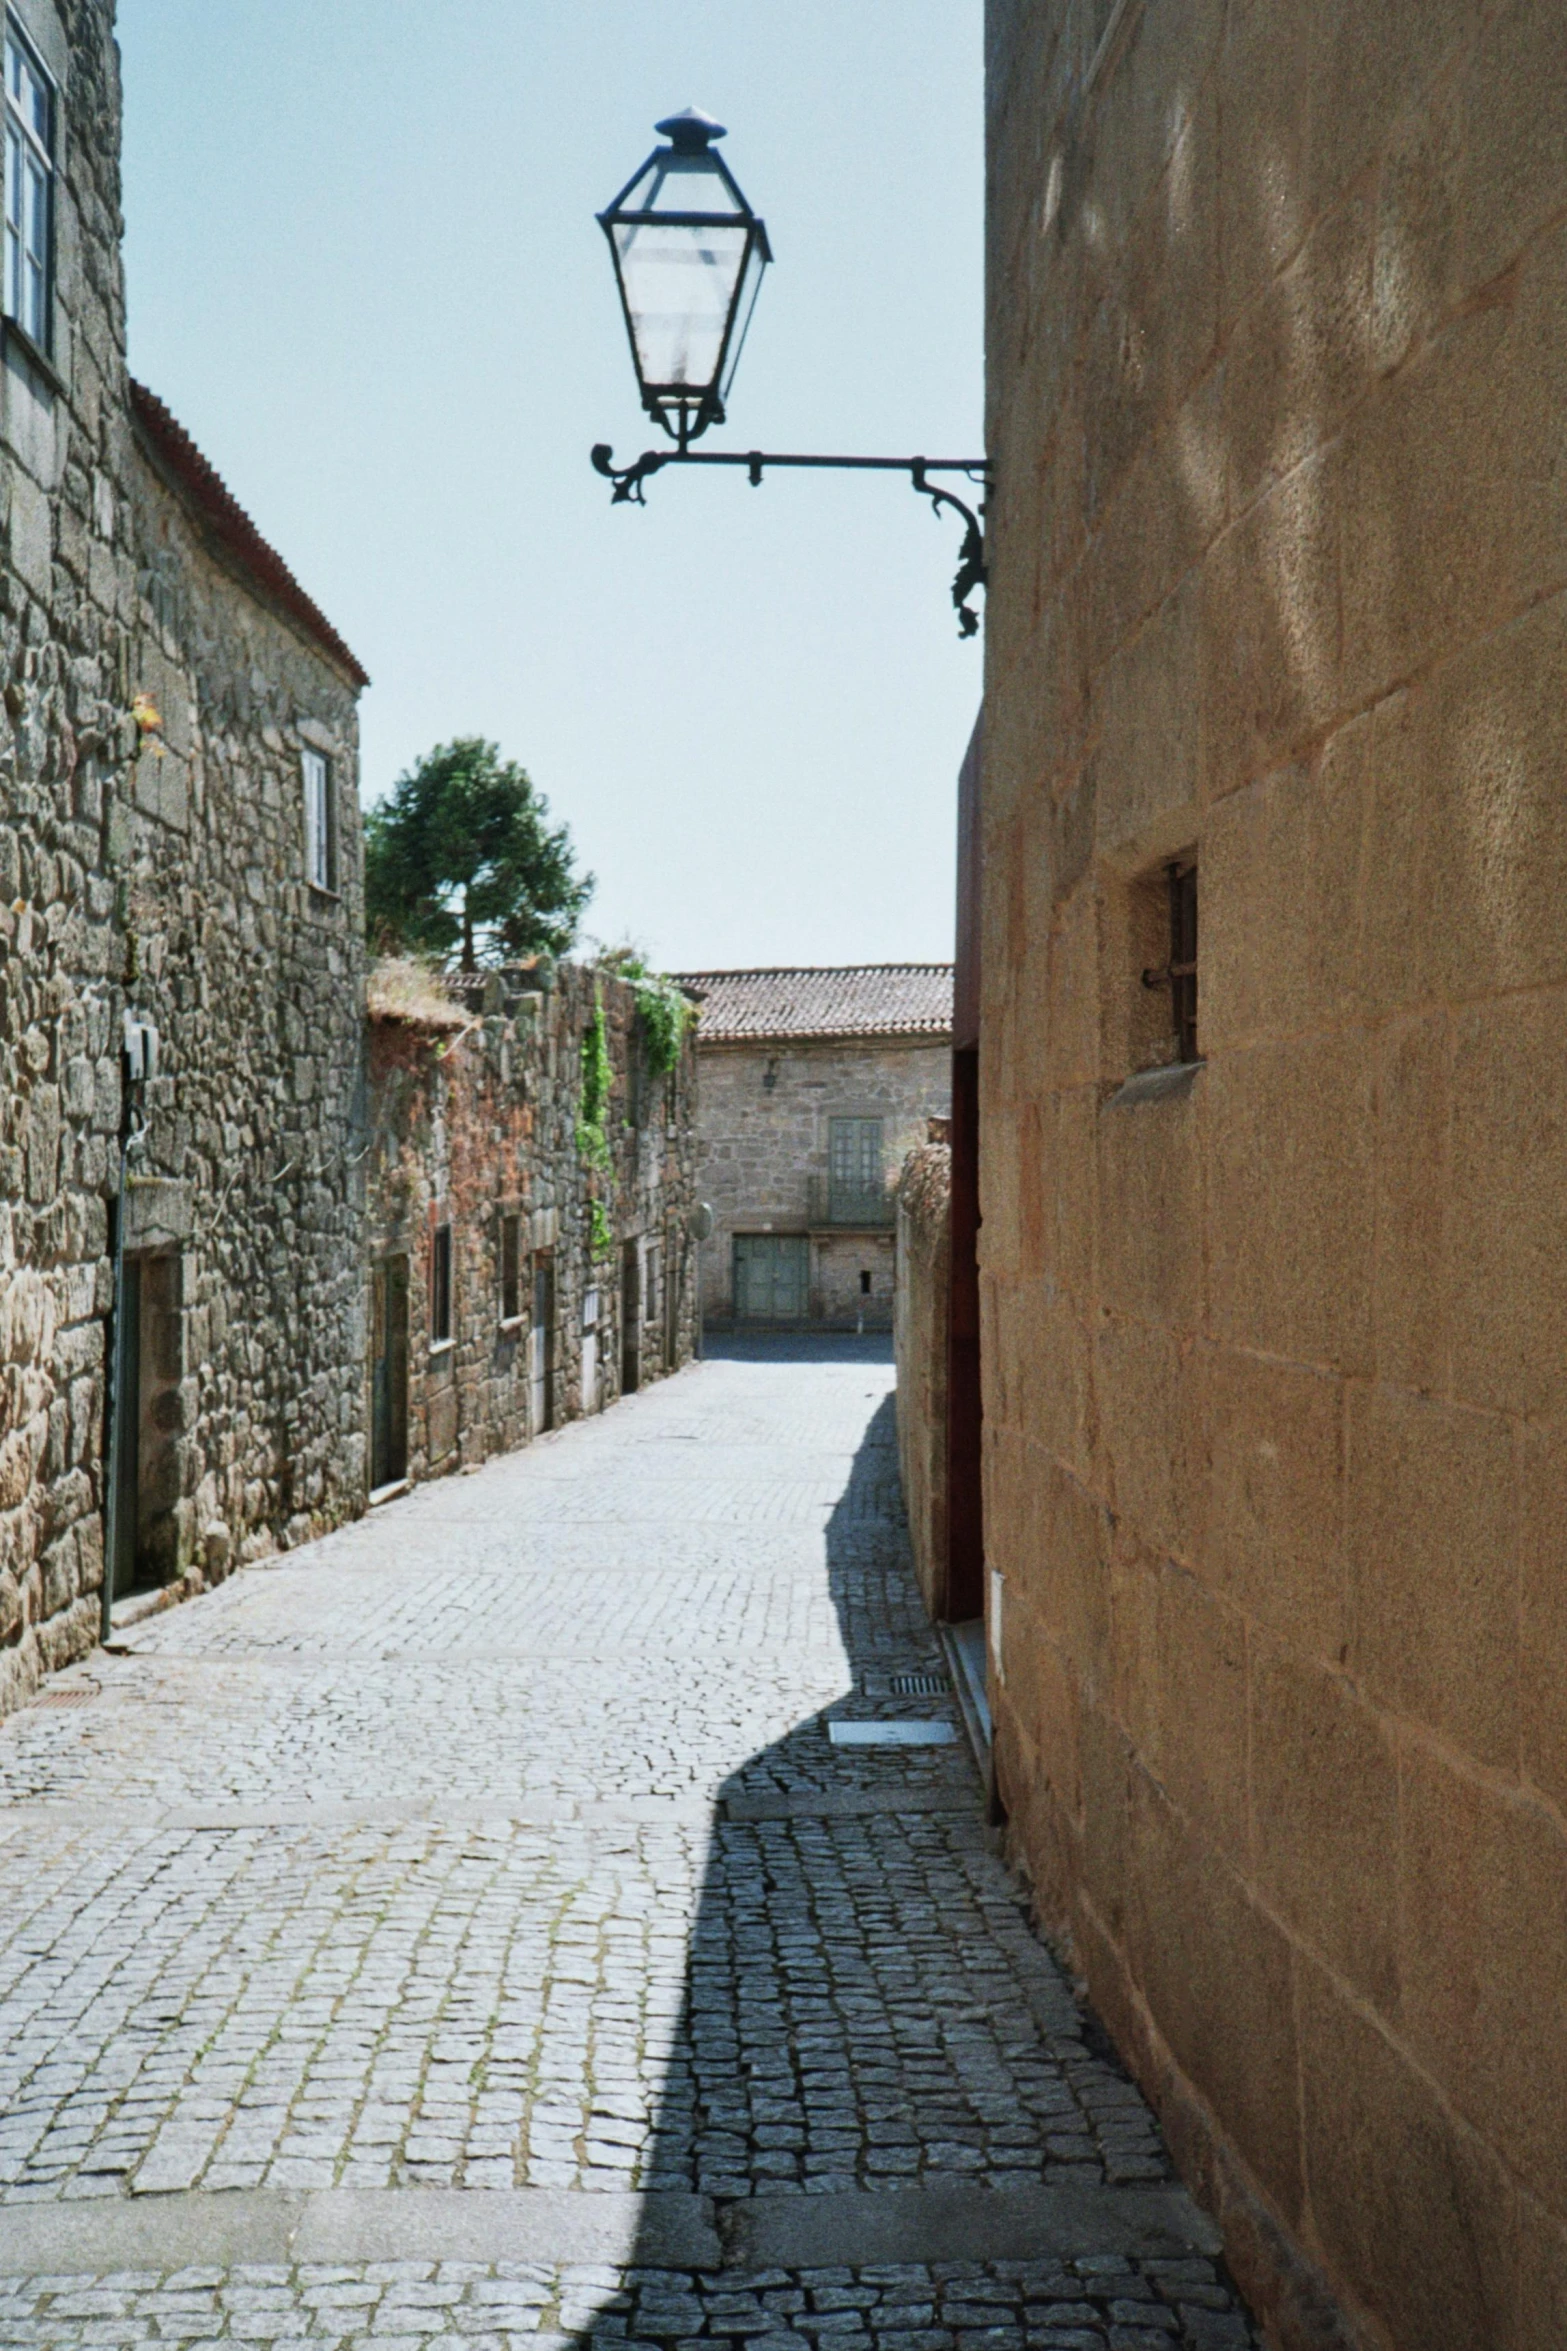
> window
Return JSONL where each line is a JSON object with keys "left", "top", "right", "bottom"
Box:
{"left": 3, "top": 23, "right": 52, "bottom": 351}
{"left": 1142, "top": 858, "right": 1198, "bottom": 1065}
{"left": 430, "top": 1223, "right": 452, "bottom": 1347}
{"left": 829, "top": 1117, "right": 885, "bottom": 1217}
{"left": 500, "top": 1213, "right": 522, "bottom": 1324}
{"left": 302, "top": 747, "right": 337, "bottom": 893}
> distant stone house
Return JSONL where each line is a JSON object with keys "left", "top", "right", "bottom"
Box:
{"left": 0, "top": 0, "right": 370, "bottom": 1718}
{"left": 363, "top": 961, "right": 697, "bottom": 1491}
{"left": 675, "top": 966, "right": 952, "bottom": 1331}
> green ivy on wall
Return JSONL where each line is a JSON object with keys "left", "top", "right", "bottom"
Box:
{"left": 633, "top": 973, "right": 692, "bottom": 1074}
{"left": 592, "top": 948, "right": 693, "bottom": 1076}
{"left": 576, "top": 991, "right": 613, "bottom": 1172}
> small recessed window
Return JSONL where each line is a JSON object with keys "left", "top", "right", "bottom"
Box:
{"left": 860, "top": 1269, "right": 873, "bottom": 1296}
{"left": 1142, "top": 858, "right": 1199, "bottom": 1065}
{"left": 430, "top": 1223, "right": 453, "bottom": 1346}
{"left": 500, "top": 1213, "right": 522, "bottom": 1324}
{"left": 302, "top": 747, "right": 337, "bottom": 893}
{"left": 3, "top": 25, "right": 53, "bottom": 352}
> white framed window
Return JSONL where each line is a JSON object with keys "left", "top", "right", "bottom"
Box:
{"left": 3, "top": 20, "right": 53, "bottom": 350}
{"left": 302, "top": 747, "right": 337, "bottom": 892}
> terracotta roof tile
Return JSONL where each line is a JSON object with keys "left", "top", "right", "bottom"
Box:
{"left": 673, "top": 964, "right": 953, "bottom": 1044}
{"left": 129, "top": 380, "right": 370, "bottom": 689}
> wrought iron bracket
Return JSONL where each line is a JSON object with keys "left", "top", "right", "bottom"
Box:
{"left": 590, "top": 443, "right": 990, "bottom": 637}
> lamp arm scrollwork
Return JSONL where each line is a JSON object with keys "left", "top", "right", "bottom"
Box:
{"left": 909, "top": 461, "right": 986, "bottom": 639}
{"left": 590, "top": 444, "right": 670, "bottom": 505}
{"left": 589, "top": 443, "right": 991, "bottom": 636}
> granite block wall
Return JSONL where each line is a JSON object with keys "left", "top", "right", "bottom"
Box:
{"left": 982, "top": 3, "right": 1567, "bottom": 2345}
{"left": 2, "top": 0, "right": 138, "bottom": 1714}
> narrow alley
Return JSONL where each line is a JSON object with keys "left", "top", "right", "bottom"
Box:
{"left": 0, "top": 1344, "right": 1256, "bottom": 2348}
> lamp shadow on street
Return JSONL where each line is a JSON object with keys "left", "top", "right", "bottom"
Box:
{"left": 551, "top": 1333, "right": 1160, "bottom": 2345}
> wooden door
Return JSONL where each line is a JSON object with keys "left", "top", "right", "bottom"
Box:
{"left": 371, "top": 1257, "right": 409, "bottom": 1491}
{"left": 109, "top": 1256, "right": 142, "bottom": 1597}
{"left": 621, "top": 1242, "right": 640, "bottom": 1394}
{"left": 733, "top": 1235, "right": 810, "bottom": 1325}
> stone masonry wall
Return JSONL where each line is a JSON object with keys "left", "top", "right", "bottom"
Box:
{"left": 1, "top": 0, "right": 369, "bottom": 1725}
{"left": 983, "top": 4, "right": 1567, "bottom": 2348}
{"left": 365, "top": 963, "right": 697, "bottom": 1487}
{"left": 696, "top": 1038, "right": 950, "bottom": 1330}
{"left": 119, "top": 432, "right": 367, "bottom": 1579}
{"left": 1, "top": 0, "right": 135, "bottom": 1716}
{"left": 894, "top": 1140, "right": 950, "bottom": 1625}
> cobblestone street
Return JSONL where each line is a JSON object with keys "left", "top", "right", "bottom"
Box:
{"left": 0, "top": 1344, "right": 1259, "bottom": 2349}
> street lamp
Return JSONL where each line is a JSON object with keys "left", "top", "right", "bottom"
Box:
{"left": 592, "top": 110, "right": 989, "bottom": 636}
{"left": 598, "top": 107, "right": 771, "bottom": 451}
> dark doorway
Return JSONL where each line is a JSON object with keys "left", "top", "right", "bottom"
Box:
{"left": 371, "top": 1256, "right": 410, "bottom": 1491}
{"left": 108, "top": 1252, "right": 185, "bottom": 1595}
{"left": 946, "top": 1043, "right": 984, "bottom": 1622}
{"left": 109, "top": 1255, "right": 143, "bottom": 1600}
{"left": 621, "top": 1240, "right": 640, "bottom": 1395}
{"left": 530, "top": 1251, "right": 556, "bottom": 1435}
{"left": 944, "top": 712, "right": 985, "bottom": 1626}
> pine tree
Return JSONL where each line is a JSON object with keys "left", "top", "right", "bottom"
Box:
{"left": 365, "top": 738, "right": 592, "bottom": 969}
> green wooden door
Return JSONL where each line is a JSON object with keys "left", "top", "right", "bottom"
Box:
{"left": 733, "top": 1235, "right": 810, "bottom": 1324}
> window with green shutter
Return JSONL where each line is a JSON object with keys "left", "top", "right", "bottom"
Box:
{"left": 829, "top": 1117, "right": 884, "bottom": 1220}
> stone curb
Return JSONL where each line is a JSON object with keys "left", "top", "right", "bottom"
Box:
{"left": 0, "top": 1790, "right": 984, "bottom": 1835}
{"left": 0, "top": 2183, "right": 1220, "bottom": 2279}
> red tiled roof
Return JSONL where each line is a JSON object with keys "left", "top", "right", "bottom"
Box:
{"left": 673, "top": 964, "right": 954, "bottom": 1044}
{"left": 129, "top": 380, "right": 370, "bottom": 689}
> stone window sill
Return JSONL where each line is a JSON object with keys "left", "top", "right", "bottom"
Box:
{"left": 498, "top": 1315, "right": 524, "bottom": 1334}
{"left": 306, "top": 882, "right": 342, "bottom": 906}
{"left": 1106, "top": 1058, "right": 1204, "bottom": 1110}
{"left": 369, "top": 1478, "right": 410, "bottom": 1506}
{"left": 427, "top": 1336, "right": 455, "bottom": 1357}
{"left": 2, "top": 315, "right": 66, "bottom": 399}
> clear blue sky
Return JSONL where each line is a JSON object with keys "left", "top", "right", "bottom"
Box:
{"left": 119, "top": 3, "right": 983, "bottom": 972}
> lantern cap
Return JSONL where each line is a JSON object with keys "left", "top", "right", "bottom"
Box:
{"left": 654, "top": 106, "right": 727, "bottom": 153}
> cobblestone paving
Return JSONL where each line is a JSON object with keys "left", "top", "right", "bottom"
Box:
{"left": 0, "top": 1342, "right": 1258, "bottom": 2348}
{"left": 0, "top": 2257, "right": 1259, "bottom": 2350}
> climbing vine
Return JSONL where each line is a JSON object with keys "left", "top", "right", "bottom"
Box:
{"left": 576, "top": 991, "right": 613, "bottom": 1172}
{"left": 633, "top": 972, "right": 693, "bottom": 1074}
{"left": 588, "top": 1196, "right": 614, "bottom": 1260}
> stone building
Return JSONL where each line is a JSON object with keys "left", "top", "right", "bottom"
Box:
{"left": 675, "top": 966, "right": 952, "bottom": 1332}
{"left": 981, "top": 4, "right": 1567, "bottom": 2347}
{"left": 1, "top": 0, "right": 369, "bottom": 1721}
{"left": 364, "top": 959, "right": 697, "bottom": 1491}
{"left": 114, "top": 386, "right": 369, "bottom": 1591}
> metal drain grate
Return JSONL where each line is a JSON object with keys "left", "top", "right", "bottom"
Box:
{"left": 830, "top": 1720, "right": 958, "bottom": 1747}
{"left": 32, "top": 1685, "right": 98, "bottom": 1707}
{"left": 888, "top": 1672, "right": 948, "bottom": 1698}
